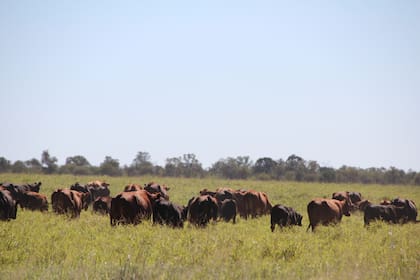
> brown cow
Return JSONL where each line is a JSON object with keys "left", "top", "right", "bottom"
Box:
{"left": 93, "top": 196, "right": 112, "bottom": 214}
{"left": 0, "top": 189, "right": 18, "bottom": 220}
{"left": 18, "top": 191, "right": 48, "bottom": 212}
{"left": 307, "top": 198, "right": 351, "bottom": 231}
{"left": 51, "top": 189, "right": 89, "bottom": 218}
{"left": 124, "top": 184, "right": 143, "bottom": 192}
{"left": 187, "top": 195, "right": 218, "bottom": 227}
{"left": 144, "top": 182, "right": 170, "bottom": 200}
{"left": 110, "top": 190, "right": 159, "bottom": 226}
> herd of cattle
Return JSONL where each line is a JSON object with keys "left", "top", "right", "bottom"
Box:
{"left": 0, "top": 181, "right": 418, "bottom": 231}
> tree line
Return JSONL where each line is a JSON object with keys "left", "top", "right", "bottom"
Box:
{"left": 0, "top": 150, "right": 419, "bottom": 185}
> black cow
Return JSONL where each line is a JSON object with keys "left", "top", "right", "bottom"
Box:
{"left": 0, "top": 190, "right": 18, "bottom": 220}
{"left": 271, "top": 204, "right": 302, "bottom": 232}
{"left": 219, "top": 199, "right": 237, "bottom": 223}
{"left": 153, "top": 198, "right": 184, "bottom": 228}
{"left": 187, "top": 195, "right": 218, "bottom": 227}
{"left": 363, "top": 202, "right": 406, "bottom": 225}
{"left": 391, "top": 198, "right": 417, "bottom": 223}
{"left": 1, "top": 182, "right": 41, "bottom": 194}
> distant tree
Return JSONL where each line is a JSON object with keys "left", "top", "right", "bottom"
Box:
{"left": 65, "top": 155, "right": 90, "bottom": 166}
{"left": 305, "top": 160, "right": 320, "bottom": 182}
{"left": 319, "top": 167, "right": 336, "bottom": 183}
{"left": 60, "top": 155, "right": 92, "bottom": 175}
{"left": 99, "top": 156, "right": 122, "bottom": 176}
{"left": 253, "top": 157, "right": 277, "bottom": 174}
{"left": 285, "top": 154, "right": 306, "bottom": 181}
{"left": 413, "top": 173, "right": 420, "bottom": 186}
{"left": 336, "top": 165, "right": 360, "bottom": 183}
{"left": 25, "top": 158, "right": 43, "bottom": 173}
{"left": 0, "top": 157, "right": 11, "bottom": 173}
{"left": 209, "top": 156, "right": 252, "bottom": 179}
{"left": 181, "top": 153, "right": 204, "bottom": 177}
{"left": 41, "top": 150, "right": 58, "bottom": 174}
{"left": 164, "top": 157, "right": 183, "bottom": 177}
{"left": 12, "top": 160, "right": 27, "bottom": 173}
{"left": 384, "top": 167, "right": 405, "bottom": 185}
{"left": 127, "top": 151, "right": 154, "bottom": 176}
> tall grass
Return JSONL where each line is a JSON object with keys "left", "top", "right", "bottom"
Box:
{"left": 0, "top": 174, "right": 419, "bottom": 279}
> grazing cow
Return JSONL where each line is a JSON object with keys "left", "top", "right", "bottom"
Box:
{"left": 187, "top": 195, "right": 218, "bottom": 227}
{"left": 51, "top": 189, "right": 89, "bottom": 218}
{"left": 219, "top": 199, "right": 237, "bottom": 223}
{"left": 124, "top": 184, "right": 143, "bottom": 192}
{"left": 144, "top": 182, "right": 170, "bottom": 200}
{"left": 390, "top": 198, "right": 417, "bottom": 223}
{"left": 0, "top": 189, "right": 18, "bottom": 221}
{"left": 93, "top": 196, "right": 112, "bottom": 214}
{"left": 153, "top": 198, "right": 184, "bottom": 228}
{"left": 18, "top": 191, "right": 48, "bottom": 212}
{"left": 362, "top": 200, "right": 406, "bottom": 225}
{"left": 271, "top": 204, "right": 303, "bottom": 232}
{"left": 110, "top": 190, "right": 159, "bottom": 226}
{"left": 307, "top": 198, "right": 351, "bottom": 231}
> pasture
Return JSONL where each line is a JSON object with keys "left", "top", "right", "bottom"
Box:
{"left": 1, "top": 174, "right": 419, "bottom": 279}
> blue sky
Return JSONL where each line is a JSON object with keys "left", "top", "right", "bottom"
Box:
{"left": 1, "top": 1, "right": 419, "bottom": 170}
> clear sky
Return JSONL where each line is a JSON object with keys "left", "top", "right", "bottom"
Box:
{"left": 1, "top": 0, "right": 419, "bottom": 171}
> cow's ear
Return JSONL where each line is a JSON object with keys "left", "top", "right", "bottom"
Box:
{"left": 165, "top": 187, "right": 170, "bottom": 191}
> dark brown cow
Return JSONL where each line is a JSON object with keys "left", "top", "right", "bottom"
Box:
{"left": 390, "top": 198, "right": 417, "bottom": 223}
{"left": 153, "top": 198, "right": 184, "bottom": 228}
{"left": 361, "top": 200, "right": 406, "bottom": 225}
{"left": 18, "top": 191, "right": 48, "bottom": 212}
{"left": 93, "top": 196, "right": 112, "bottom": 214}
{"left": 0, "top": 189, "right": 18, "bottom": 220}
{"left": 144, "top": 182, "right": 170, "bottom": 200}
{"left": 232, "top": 190, "right": 248, "bottom": 219}
{"left": 109, "top": 190, "right": 159, "bottom": 226}
{"left": 307, "top": 198, "right": 351, "bottom": 231}
{"left": 219, "top": 199, "right": 237, "bottom": 223}
{"left": 51, "top": 189, "right": 89, "bottom": 218}
{"left": 124, "top": 184, "right": 143, "bottom": 192}
{"left": 187, "top": 195, "right": 218, "bottom": 227}
{"left": 349, "top": 192, "right": 362, "bottom": 205}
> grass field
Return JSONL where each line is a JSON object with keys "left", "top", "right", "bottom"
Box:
{"left": 1, "top": 174, "right": 419, "bottom": 279}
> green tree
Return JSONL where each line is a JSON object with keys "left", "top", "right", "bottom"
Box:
{"left": 41, "top": 150, "right": 58, "bottom": 174}
{"left": 128, "top": 151, "right": 154, "bottom": 176}
{"left": 60, "top": 155, "right": 92, "bottom": 175}
{"left": 12, "top": 160, "right": 27, "bottom": 173}
{"left": 25, "top": 158, "right": 43, "bottom": 173}
{"left": 99, "top": 156, "right": 122, "bottom": 176}
{"left": 181, "top": 153, "right": 204, "bottom": 177}
{"left": 0, "top": 157, "right": 11, "bottom": 173}
{"left": 210, "top": 156, "right": 252, "bottom": 179}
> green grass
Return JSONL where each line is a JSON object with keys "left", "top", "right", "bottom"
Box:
{"left": 1, "top": 174, "right": 419, "bottom": 279}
